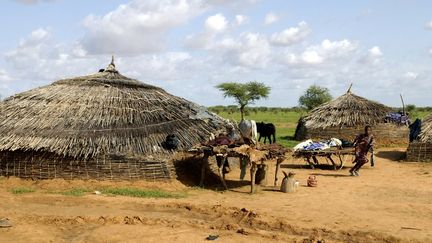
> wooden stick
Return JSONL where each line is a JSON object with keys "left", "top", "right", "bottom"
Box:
{"left": 274, "top": 157, "right": 283, "bottom": 186}
{"left": 306, "top": 157, "right": 315, "bottom": 170}
{"left": 400, "top": 94, "right": 405, "bottom": 116}
{"left": 238, "top": 211, "right": 251, "bottom": 224}
{"left": 327, "top": 155, "right": 337, "bottom": 170}
{"left": 250, "top": 162, "right": 257, "bottom": 194}
{"left": 217, "top": 155, "right": 228, "bottom": 190}
{"left": 199, "top": 154, "right": 209, "bottom": 187}
{"left": 401, "top": 227, "right": 421, "bottom": 231}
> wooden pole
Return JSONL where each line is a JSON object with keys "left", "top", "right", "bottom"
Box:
{"left": 306, "top": 157, "right": 315, "bottom": 170}
{"left": 327, "top": 155, "right": 337, "bottom": 170}
{"left": 347, "top": 83, "right": 353, "bottom": 93}
{"left": 400, "top": 94, "right": 405, "bottom": 115}
{"left": 217, "top": 155, "right": 228, "bottom": 190}
{"left": 250, "top": 162, "right": 257, "bottom": 194}
{"left": 199, "top": 154, "right": 209, "bottom": 187}
{"left": 274, "top": 157, "right": 283, "bottom": 186}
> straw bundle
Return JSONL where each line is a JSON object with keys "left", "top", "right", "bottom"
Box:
{"left": 406, "top": 114, "right": 432, "bottom": 162}
{"left": 418, "top": 114, "right": 432, "bottom": 143}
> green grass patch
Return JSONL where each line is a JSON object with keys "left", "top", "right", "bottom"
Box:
{"left": 60, "top": 188, "right": 91, "bottom": 196}
{"left": 11, "top": 187, "right": 35, "bottom": 195}
{"left": 101, "top": 188, "right": 186, "bottom": 199}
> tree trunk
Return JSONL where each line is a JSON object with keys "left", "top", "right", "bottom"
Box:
{"left": 240, "top": 105, "right": 245, "bottom": 121}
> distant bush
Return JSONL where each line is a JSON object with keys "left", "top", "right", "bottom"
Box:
{"left": 208, "top": 106, "right": 309, "bottom": 113}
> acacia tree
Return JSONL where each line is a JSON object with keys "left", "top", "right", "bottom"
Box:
{"left": 216, "top": 81, "right": 270, "bottom": 120}
{"left": 299, "top": 85, "right": 332, "bottom": 110}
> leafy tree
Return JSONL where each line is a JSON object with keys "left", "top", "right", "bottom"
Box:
{"left": 299, "top": 85, "right": 332, "bottom": 110}
{"left": 216, "top": 81, "right": 271, "bottom": 120}
{"left": 406, "top": 104, "right": 416, "bottom": 113}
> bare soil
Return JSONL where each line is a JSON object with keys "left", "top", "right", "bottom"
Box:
{"left": 0, "top": 148, "right": 431, "bottom": 243}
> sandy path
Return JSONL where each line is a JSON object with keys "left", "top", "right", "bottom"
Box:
{"left": 0, "top": 148, "right": 431, "bottom": 242}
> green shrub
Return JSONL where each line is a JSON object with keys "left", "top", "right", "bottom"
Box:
{"left": 11, "top": 187, "right": 35, "bottom": 194}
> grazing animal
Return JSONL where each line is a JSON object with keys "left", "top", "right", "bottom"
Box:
{"left": 238, "top": 120, "right": 258, "bottom": 144}
{"left": 256, "top": 122, "right": 276, "bottom": 144}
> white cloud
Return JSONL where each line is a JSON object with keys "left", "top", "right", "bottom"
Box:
{"left": 359, "top": 46, "right": 383, "bottom": 65}
{"left": 429, "top": 49, "right": 432, "bottom": 56}
{"left": 270, "top": 21, "right": 311, "bottom": 46}
{"left": 4, "top": 28, "right": 53, "bottom": 69}
{"left": 284, "top": 39, "right": 357, "bottom": 65}
{"left": 264, "top": 12, "right": 278, "bottom": 25}
{"left": 236, "top": 32, "right": 271, "bottom": 67}
{"left": 404, "top": 72, "right": 418, "bottom": 80}
{"left": 0, "top": 69, "right": 11, "bottom": 80}
{"left": 318, "top": 39, "right": 358, "bottom": 56}
{"left": 368, "top": 46, "right": 383, "bottom": 57}
{"left": 425, "top": 20, "right": 432, "bottom": 30}
{"left": 4, "top": 28, "right": 106, "bottom": 83}
{"left": 184, "top": 32, "right": 213, "bottom": 49}
{"left": 0, "top": 69, "right": 13, "bottom": 99}
{"left": 300, "top": 51, "right": 323, "bottom": 64}
{"left": 234, "top": 15, "right": 248, "bottom": 26}
{"left": 205, "top": 13, "right": 228, "bottom": 32}
{"left": 80, "top": 0, "right": 205, "bottom": 55}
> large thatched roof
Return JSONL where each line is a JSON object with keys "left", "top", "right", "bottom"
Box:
{"left": 0, "top": 58, "right": 228, "bottom": 159}
{"left": 303, "top": 87, "right": 392, "bottom": 129}
{"left": 418, "top": 114, "right": 432, "bottom": 143}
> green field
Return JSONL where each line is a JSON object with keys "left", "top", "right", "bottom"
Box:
{"left": 212, "top": 108, "right": 430, "bottom": 148}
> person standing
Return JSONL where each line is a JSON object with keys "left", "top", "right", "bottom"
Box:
{"left": 350, "top": 125, "right": 374, "bottom": 176}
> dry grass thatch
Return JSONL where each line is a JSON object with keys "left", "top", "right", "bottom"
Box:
{"left": 303, "top": 88, "right": 392, "bottom": 129}
{"left": 0, "top": 59, "right": 229, "bottom": 160}
{"left": 418, "top": 113, "right": 432, "bottom": 143}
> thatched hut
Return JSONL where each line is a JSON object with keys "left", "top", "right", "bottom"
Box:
{"left": 294, "top": 87, "right": 409, "bottom": 146}
{"left": 0, "top": 58, "right": 229, "bottom": 180}
{"left": 406, "top": 114, "right": 432, "bottom": 162}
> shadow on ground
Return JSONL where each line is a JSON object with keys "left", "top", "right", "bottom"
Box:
{"left": 173, "top": 155, "right": 250, "bottom": 191}
{"left": 309, "top": 173, "right": 351, "bottom": 178}
{"left": 375, "top": 150, "right": 406, "bottom": 161}
{"left": 282, "top": 164, "right": 351, "bottom": 171}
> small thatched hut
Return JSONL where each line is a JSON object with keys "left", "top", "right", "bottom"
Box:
{"left": 406, "top": 114, "right": 432, "bottom": 162}
{"left": 294, "top": 87, "right": 409, "bottom": 146}
{"left": 0, "top": 58, "right": 229, "bottom": 180}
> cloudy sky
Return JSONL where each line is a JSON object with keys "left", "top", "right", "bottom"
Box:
{"left": 1, "top": 0, "right": 431, "bottom": 107}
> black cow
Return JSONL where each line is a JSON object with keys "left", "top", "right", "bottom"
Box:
{"left": 256, "top": 122, "right": 276, "bottom": 144}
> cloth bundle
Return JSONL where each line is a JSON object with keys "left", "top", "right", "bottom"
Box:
{"left": 294, "top": 138, "right": 342, "bottom": 152}
{"left": 385, "top": 112, "right": 410, "bottom": 125}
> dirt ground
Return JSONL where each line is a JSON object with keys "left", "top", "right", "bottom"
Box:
{"left": 0, "top": 148, "right": 431, "bottom": 243}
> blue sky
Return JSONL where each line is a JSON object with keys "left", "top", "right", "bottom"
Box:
{"left": 1, "top": 0, "right": 432, "bottom": 107}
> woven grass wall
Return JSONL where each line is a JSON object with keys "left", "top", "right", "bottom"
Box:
{"left": 406, "top": 142, "right": 432, "bottom": 162}
{"left": 296, "top": 123, "right": 409, "bottom": 147}
{"left": 0, "top": 151, "right": 173, "bottom": 180}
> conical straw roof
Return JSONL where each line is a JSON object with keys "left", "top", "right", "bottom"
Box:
{"left": 303, "top": 86, "right": 392, "bottom": 129}
{"left": 418, "top": 114, "right": 432, "bottom": 143}
{"left": 0, "top": 59, "right": 228, "bottom": 159}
